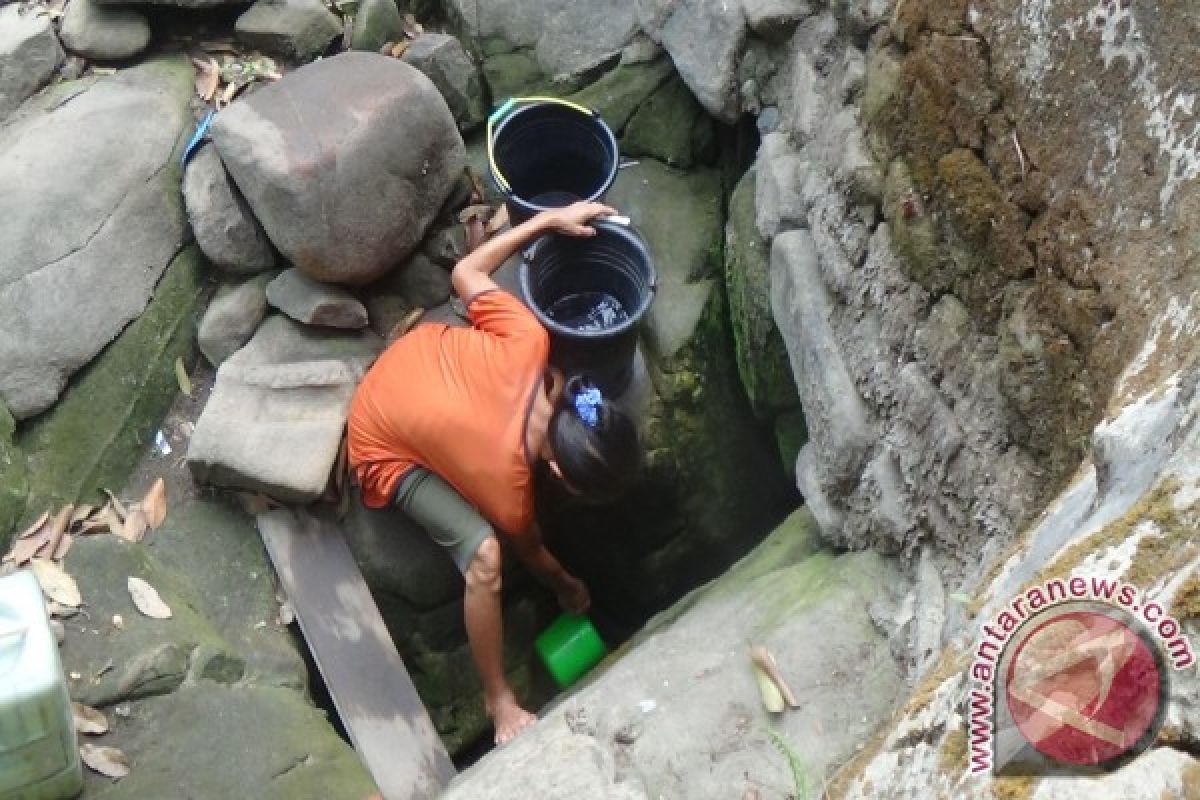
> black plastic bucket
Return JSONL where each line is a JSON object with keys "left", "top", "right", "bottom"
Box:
{"left": 520, "top": 221, "right": 656, "bottom": 395}
{"left": 489, "top": 99, "right": 620, "bottom": 225}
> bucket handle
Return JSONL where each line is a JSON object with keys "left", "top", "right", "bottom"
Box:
{"left": 486, "top": 96, "right": 599, "bottom": 194}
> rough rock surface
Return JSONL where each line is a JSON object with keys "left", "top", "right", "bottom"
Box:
{"left": 18, "top": 248, "right": 202, "bottom": 516}
{"left": 187, "top": 315, "right": 381, "bottom": 502}
{"left": 58, "top": 0, "right": 151, "bottom": 60}
{"left": 59, "top": 497, "right": 377, "bottom": 799}
{"left": 443, "top": 510, "right": 908, "bottom": 799}
{"left": 198, "top": 274, "right": 272, "bottom": 366}
{"left": 234, "top": 0, "right": 342, "bottom": 62}
{"left": 0, "top": 59, "right": 192, "bottom": 419}
{"left": 448, "top": 0, "right": 638, "bottom": 82}
{"left": 350, "top": 0, "right": 402, "bottom": 53}
{"left": 402, "top": 33, "right": 485, "bottom": 132}
{"left": 0, "top": 5, "right": 62, "bottom": 121}
{"left": 638, "top": 0, "right": 746, "bottom": 122}
{"left": 182, "top": 144, "right": 276, "bottom": 274}
{"left": 266, "top": 268, "right": 369, "bottom": 329}
{"left": 834, "top": 314, "right": 1200, "bottom": 797}
{"left": 212, "top": 52, "right": 465, "bottom": 285}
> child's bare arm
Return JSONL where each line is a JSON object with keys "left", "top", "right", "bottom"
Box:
{"left": 450, "top": 201, "right": 615, "bottom": 303}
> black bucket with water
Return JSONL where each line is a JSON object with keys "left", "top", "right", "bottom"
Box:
{"left": 488, "top": 98, "right": 620, "bottom": 225}
{"left": 520, "top": 220, "right": 656, "bottom": 395}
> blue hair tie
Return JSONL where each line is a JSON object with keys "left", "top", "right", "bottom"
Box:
{"left": 573, "top": 386, "right": 603, "bottom": 428}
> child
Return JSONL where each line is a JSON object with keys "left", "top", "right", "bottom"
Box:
{"left": 347, "top": 202, "right": 640, "bottom": 744}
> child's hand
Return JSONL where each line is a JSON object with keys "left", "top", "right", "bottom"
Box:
{"left": 541, "top": 202, "right": 617, "bottom": 237}
{"left": 556, "top": 575, "right": 591, "bottom": 614}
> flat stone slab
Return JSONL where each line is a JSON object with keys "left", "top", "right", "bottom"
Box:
{"left": 187, "top": 315, "right": 381, "bottom": 502}
{"left": 266, "top": 268, "right": 369, "bottom": 329}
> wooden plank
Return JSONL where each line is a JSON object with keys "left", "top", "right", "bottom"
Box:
{"left": 257, "top": 508, "right": 455, "bottom": 799}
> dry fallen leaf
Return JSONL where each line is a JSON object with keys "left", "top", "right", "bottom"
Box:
{"left": 52, "top": 534, "right": 72, "bottom": 562}
{"left": 3, "top": 525, "right": 53, "bottom": 566}
{"left": 389, "top": 40, "right": 410, "bottom": 58}
{"left": 401, "top": 13, "right": 423, "bottom": 37}
{"left": 387, "top": 308, "right": 424, "bottom": 342}
{"left": 103, "top": 489, "right": 128, "bottom": 522}
{"left": 17, "top": 511, "right": 50, "bottom": 539}
{"left": 44, "top": 505, "right": 74, "bottom": 561}
{"left": 69, "top": 504, "right": 96, "bottom": 529}
{"left": 464, "top": 216, "right": 486, "bottom": 254}
{"left": 72, "top": 702, "right": 109, "bottom": 735}
{"left": 465, "top": 167, "right": 487, "bottom": 204}
{"left": 141, "top": 478, "right": 167, "bottom": 529}
{"left": 174, "top": 357, "right": 193, "bottom": 397}
{"left": 127, "top": 577, "right": 172, "bottom": 619}
{"left": 29, "top": 559, "right": 81, "bottom": 607}
{"left": 218, "top": 81, "right": 240, "bottom": 109}
{"left": 457, "top": 203, "right": 492, "bottom": 223}
{"left": 192, "top": 56, "right": 220, "bottom": 102}
{"left": 80, "top": 744, "right": 130, "bottom": 779}
{"left": 119, "top": 510, "right": 148, "bottom": 543}
{"left": 47, "top": 601, "right": 80, "bottom": 619}
{"left": 93, "top": 504, "right": 124, "bottom": 536}
{"left": 485, "top": 205, "right": 510, "bottom": 235}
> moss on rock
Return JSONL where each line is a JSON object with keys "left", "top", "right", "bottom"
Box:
{"left": 19, "top": 246, "right": 202, "bottom": 516}
{"left": 566, "top": 56, "right": 675, "bottom": 134}
{"left": 724, "top": 168, "right": 803, "bottom": 421}
{"left": 621, "top": 73, "right": 716, "bottom": 168}
{"left": 482, "top": 49, "right": 560, "bottom": 101}
{"left": 0, "top": 401, "right": 27, "bottom": 551}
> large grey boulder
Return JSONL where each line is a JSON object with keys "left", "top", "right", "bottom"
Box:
{"left": 198, "top": 275, "right": 272, "bottom": 367}
{"left": 182, "top": 144, "right": 276, "bottom": 274}
{"left": 266, "top": 268, "right": 369, "bottom": 328}
{"left": 187, "top": 315, "right": 382, "bottom": 502}
{"left": 448, "top": 0, "right": 638, "bottom": 81}
{"left": 212, "top": 52, "right": 465, "bottom": 285}
{"left": 58, "top": 0, "right": 151, "bottom": 60}
{"left": 442, "top": 510, "right": 908, "bottom": 799}
{"left": 402, "top": 33, "right": 485, "bottom": 132}
{"left": 0, "top": 5, "right": 63, "bottom": 122}
{"left": 638, "top": 0, "right": 746, "bottom": 122}
{"left": 234, "top": 0, "right": 342, "bottom": 62}
{"left": 0, "top": 59, "right": 192, "bottom": 419}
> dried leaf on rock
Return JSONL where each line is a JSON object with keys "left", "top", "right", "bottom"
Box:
{"left": 4, "top": 520, "right": 53, "bottom": 565}
{"left": 402, "top": 13, "right": 423, "bottom": 37}
{"left": 457, "top": 203, "right": 491, "bottom": 223}
{"left": 174, "top": 357, "right": 193, "bottom": 397}
{"left": 388, "top": 40, "right": 410, "bottom": 58}
{"left": 465, "top": 167, "right": 486, "bottom": 204}
{"left": 192, "top": 56, "right": 220, "bottom": 102}
{"left": 464, "top": 216, "right": 486, "bottom": 254}
{"left": 44, "top": 505, "right": 74, "bottom": 561}
{"left": 141, "top": 478, "right": 167, "bottom": 529}
{"left": 80, "top": 744, "right": 130, "bottom": 779}
{"left": 485, "top": 205, "right": 509, "bottom": 234}
{"left": 72, "top": 702, "right": 109, "bottom": 735}
{"left": 52, "top": 534, "right": 72, "bottom": 562}
{"left": 17, "top": 511, "right": 50, "bottom": 539}
{"left": 103, "top": 489, "right": 128, "bottom": 522}
{"left": 47, "top": 601, "right": 80, "bottom": 619}
{"left": 127, "top": 577, "right": 172, "bottom": 619}
{"left": 218, "top": 81, "right": 240, "bottom": 109}
{"left": 69, "top": 505, "right": 95, "bottom": 528}
{"left": 30, "top": 559, "right": 81, "bottom": 607}
{"left": 119, "top": 510, "right": 149, "bottom": 543}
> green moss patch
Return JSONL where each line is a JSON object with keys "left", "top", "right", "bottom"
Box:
{"left": 19, "top": 247, "right": 202, "bottom": 517}
{"left": 567, "top": 56, "right": 675, "bottom": 134}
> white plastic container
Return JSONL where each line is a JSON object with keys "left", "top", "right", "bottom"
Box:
{"left": 0, "top": 570, "right": 83, "bottom": 800}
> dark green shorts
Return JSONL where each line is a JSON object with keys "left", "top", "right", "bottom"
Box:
{"left": 394, "top": 467, "right": 493, "bottom": 574}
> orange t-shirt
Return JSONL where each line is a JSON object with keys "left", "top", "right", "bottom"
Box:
{"left": 347, "top": 290, "right": 549, "bottom": 536}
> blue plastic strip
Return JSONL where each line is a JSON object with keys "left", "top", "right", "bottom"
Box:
{"left": 180, "top": 110, "right": 216, "bottom": 168}
{"left": 488, "top": 97, "right": 517, "bottom": 128}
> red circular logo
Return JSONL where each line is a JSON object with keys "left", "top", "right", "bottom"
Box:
{"left": 1005, "top": 609, "right": 1164, "bottom": 766}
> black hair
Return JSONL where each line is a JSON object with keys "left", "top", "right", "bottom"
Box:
{"left": 548, "top": 375, "right": 641, "bottom": 503}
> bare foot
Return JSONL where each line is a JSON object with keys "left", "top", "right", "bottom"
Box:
{"left": 486, "top": 692, "right": 537, "bottom": 745}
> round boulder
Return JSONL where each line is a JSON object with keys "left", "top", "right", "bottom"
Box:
{"left": 211, "top": 52, "right": 465, "bottom": 286}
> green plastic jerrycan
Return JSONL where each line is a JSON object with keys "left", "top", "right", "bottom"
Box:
{"left": 0, "top": 570, "right": 83, "bottom": 800}
{"left": 535, "top": 613, "right": 607, "bottom": 689}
